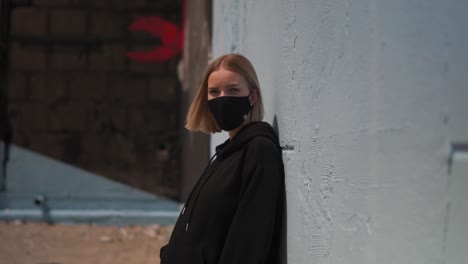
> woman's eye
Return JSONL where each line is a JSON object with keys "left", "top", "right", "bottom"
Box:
{"left": 209, "top": 90, "right": 219, "bottom": 96}
{"left": 230, "top": 88, "right": 239, "bottom": 93}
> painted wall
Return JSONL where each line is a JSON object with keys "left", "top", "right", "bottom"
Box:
{"left": 212, "top": 0, "right": 468, "bottom": 263}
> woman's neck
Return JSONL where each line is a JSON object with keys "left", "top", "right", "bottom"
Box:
{"left": 228, "top": 126, "right": 243, "bottom": 139}
{"left": 228, "top": 120, "right": 254, "bottom": 139}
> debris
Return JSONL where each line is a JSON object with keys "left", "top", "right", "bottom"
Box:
{"left": 12, "top": 220, "right": 23, "bottom": 225}
{"left": 120, "top": 228, "right": 135, "bottom": 239}
{"left": 143, "top": 224, "right": 161, "bottom": 238}
{"left": 99, "top": 235, "right": 114, "bottom": 243}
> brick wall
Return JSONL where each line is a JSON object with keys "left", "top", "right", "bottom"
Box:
{"left": 7, "top": 0, "right": 182, "bottom": 199}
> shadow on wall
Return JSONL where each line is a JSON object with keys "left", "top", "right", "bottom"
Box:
{"left": 273, "top": 115, "right": 288, "bottom": 264}
{"left": 279, "top": 183, "right": 288, "bottom": 264}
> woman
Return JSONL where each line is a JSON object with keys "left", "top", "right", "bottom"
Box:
{"left": 160, "top": 54, "right": 285, "bottom": 264}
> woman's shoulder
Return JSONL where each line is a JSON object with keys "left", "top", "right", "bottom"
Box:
{"left": 241, "top": 135, "right": 285, "bottom": 183}
{"left": 244, "top": 135, "right": 282, "bottom": 161}
{"left": 242, "top": 122, "right": 279, "bottom": 146}
{"left": 247, "top": 135, "right": 279, "bottom": 148}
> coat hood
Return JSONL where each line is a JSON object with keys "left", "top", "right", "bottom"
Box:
{"left": 178, "top": 121, "right": 281, "bottom": 233}
{"left": 215, "top": 121, "right": 280, "bottom": 158}
{"left": 161, "top": 120, "right": 285, "bottom": 264}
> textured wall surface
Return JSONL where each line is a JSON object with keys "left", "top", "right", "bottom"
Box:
{"left": 212, "top": 0, "right": 468, "bottom": 263}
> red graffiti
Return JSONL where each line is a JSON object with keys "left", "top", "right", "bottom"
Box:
{"left": 126, "top": 16, "right": 183, "bottom": 62}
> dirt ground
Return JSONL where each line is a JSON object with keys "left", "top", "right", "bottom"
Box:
{"left": 0, "top": 221, "right": 174, "bottom": 264}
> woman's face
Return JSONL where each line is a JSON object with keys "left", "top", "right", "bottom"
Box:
{"left": 207, "top": 68, "right": 251, "bottom": 100}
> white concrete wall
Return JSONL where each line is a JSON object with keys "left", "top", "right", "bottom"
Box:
{"left": 212, "top": 0, "right": 468, "bottom": 263}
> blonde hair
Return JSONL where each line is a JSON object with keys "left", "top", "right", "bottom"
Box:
{"left": 185, "top": 53, "right": 265, "bottom": 134}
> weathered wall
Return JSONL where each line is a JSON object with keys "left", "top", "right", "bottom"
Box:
{"left": 6, "top": 0, "right": 183, "bottom": 198}
{"left": 178, "top": 0, "right": 211, "bottom": 202}
{"left": 213, "top": 0, "right": 468, "bottom": 263}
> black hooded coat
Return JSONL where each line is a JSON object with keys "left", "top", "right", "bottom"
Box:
{"left": 160, "top": 121, "right": 285, "bottom": 264}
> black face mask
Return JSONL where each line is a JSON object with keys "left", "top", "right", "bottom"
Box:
{"left": 208, "top": 93, "right": 253, "bottom": 131}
